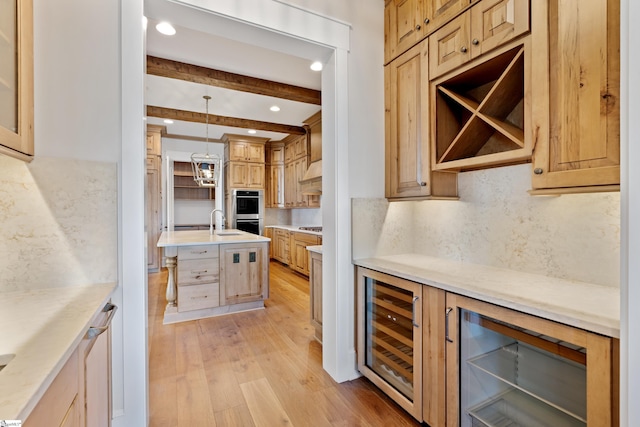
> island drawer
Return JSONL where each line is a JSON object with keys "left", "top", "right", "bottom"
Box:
{"left": 178, "top": 245, "right": 219, "bottom": 260}
{"left": 178, "top": 282, "right": 220, "bottom": 312}
{"left": 178, "top": 258, "right": 220, "bottom": 285}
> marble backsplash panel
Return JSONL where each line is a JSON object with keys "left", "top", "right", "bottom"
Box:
{"left": 352, "top": 164, "right": 620, "bottom": 287}
{"left": 0, "top": 156, "right": 117, "bottom": 291}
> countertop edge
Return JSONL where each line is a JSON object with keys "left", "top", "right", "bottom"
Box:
{"left": 157, "top": 229, "right": 270, "bottom": 247}
{"left": 353, "top": 255, "right": 620, "bottom": 338}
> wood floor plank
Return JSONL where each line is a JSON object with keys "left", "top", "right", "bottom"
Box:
{"left": 214, "top": 404, "right": 257, "bottom": 427}
{"left": 240, "top": 377, "right": 293, "bottom": 427}
{"left": 148, "top": 261, "right": 422, "bottom": 427}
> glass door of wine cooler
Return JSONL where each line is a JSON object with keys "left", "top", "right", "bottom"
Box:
{"left": 356, "top": 267, "right": 423, "bottom": 420}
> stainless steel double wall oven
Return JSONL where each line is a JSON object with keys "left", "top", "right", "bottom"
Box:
{"left": 230, "top": 189, "right": 264, "bottom": 235}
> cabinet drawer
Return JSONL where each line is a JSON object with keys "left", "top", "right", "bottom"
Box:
{"left": 178, "top": 258, "right": 219, "bottom": 285}
{"left": 177, "top": 245, "right": 219, "bottom": 260}
{"left": 178, "top": 282, "right": 220, "bottom": 312}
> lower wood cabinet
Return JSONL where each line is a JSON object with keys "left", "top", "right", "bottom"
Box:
{"left": 220, "top": 242, "right": 269, "bottom": 305}
{"left": 177, "top": 245, "right": 220, "bottom": 313}
{"left": 272, "top": 228, "right": 290, "bottom": 265}
{"left": 309, "top": 249, "right": 323, "bottom": 343}
{"left": 24, "top": 302, "right": 116, "bottom": 427}
{"left": 289, "top": 232, "right": 321, "bottom": 276}
{"left": 355, "top": 267, "right": 618, "bottom": 426}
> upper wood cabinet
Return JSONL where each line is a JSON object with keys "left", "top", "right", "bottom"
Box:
{"left": 385, "top": 40, "right": 458, "bottom": 200}
{"left": 429, "top": 0, "right": 529, "bottom": 79}
{"left": 223, "top": 133, "right": 268, "bottom": 190}
{"left": 385, "top": 0, "right": 471, "bottom": 64}
{"left": 0, "top": 0, "right": 34, "bottom": 161}
{"left": 530, "top": 0, "right": 620, "bottom": 193}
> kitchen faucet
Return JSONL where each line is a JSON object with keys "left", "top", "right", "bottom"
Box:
{"left": 209, "top": 209, "right": 225, "bottom": 235}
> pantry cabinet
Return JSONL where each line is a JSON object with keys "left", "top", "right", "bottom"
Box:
{"left": 265, "top": 142, "right": 285, "bottom": 208}
{"left": 385, "top": 40, "right": 458, "bottom": 200}
{"left": 530, "top": 0, "right": 620, "bottom": 193}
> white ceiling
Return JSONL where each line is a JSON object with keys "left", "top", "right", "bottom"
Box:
{"left": 144, "top": 0, "right": 326, "bottom": 141}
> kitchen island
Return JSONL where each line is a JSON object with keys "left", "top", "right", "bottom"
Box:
{"left": 157, "top": 229, "right": 270, "bottom": 324}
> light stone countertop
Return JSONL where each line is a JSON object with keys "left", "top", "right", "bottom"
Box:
{"left": 265, "top": 225, "right": 323, "bottom": 236}
{"left": 0, "top": 283, "right": 116, "bottom": 420}
{"left": 307, "top": 245, "right": 322, "bottom": 255}
{"left": 157, "top": 229, "right": 270, "bottom": 247}
{"left": 354, "top": 254, "right": 619, "bottom": 338}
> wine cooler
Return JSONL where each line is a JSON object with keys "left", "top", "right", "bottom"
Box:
{"left": 446, "top": 293, "right": 615, "bottom": 427}
{"left": 356, "top": 267, "right": 423, "bottom": 420}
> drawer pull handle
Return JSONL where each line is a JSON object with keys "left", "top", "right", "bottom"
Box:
{"left": 191, "top": 250, "right": 208, "bottom": 255}
{"left": 192, "top": 270, "right": 208, "bottom": 274}
{"left": 445, "top": 307, "right": 454, "bottom": 343}
{"left": 87, "top": 303, "right": 118, "bottom": 339}
{"left": 412, "top": 296, "right": 419, "bottom": 328}
{"left": 192, "top": 295, "right": 208, "bottom": 300}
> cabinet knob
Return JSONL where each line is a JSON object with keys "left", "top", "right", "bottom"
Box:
{"left": 415, "top": 24, "right": 421, "bottom": 30}
{"left": 534, "top": 168, "right": 544, "bottom": 175}
{"left": 419, "top": 181, "right": 427, "bottom": 187}
{"left": 460, "top": 46, "right": 468, "bottom": 53}
{"left": 424, "top": 18, "right": 430, "bottom": 24}
{"left": 472, "top": 38, "right": 479, "bottom": 45}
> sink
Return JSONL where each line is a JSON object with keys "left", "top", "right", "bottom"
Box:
{"left": 215, "top": 231, "right": 242, "bottom": 236}
{"left": 0, "top": 354, "right": 15, "bottom": 372}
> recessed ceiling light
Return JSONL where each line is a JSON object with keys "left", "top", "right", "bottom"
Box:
{"left": 310, "top": 61, "right": 323, "bottom": 71}
{"left": 248, "top": 130, "right": 257, "bottom": 134}
{"left": 270, "top": 105, "right": 280, "bottom": 112}
{"left": 163, "top": 119, "right": 174, "bottom": 124}
{"left": 156, "top": 21, "right": 176, "bottom": 36}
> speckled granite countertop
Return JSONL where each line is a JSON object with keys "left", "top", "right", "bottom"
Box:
{"left": 0, "top": 283, "right": 116, "bottom": 420}
{"left": 354, "top": 254, "right": 619, "bottom": 338}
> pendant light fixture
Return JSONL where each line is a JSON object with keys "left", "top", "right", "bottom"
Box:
{"left": 190, "top": 95, "right": 221, "bottom": 188}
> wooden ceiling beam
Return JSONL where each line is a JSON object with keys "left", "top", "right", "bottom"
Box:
{"left": 146, "top": 105, "right": 307, "bottom": 135}
{"left": 147, "top": 56, "right": 321, "bottom": 105}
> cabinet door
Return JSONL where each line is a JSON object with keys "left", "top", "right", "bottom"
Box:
{"left": 356, "top": 267, "right": 424, "bottom": 421}
{"left": 425, "top": 0, "right": 470, "bottom": 34}
{"left": 247, "top": 143, "right": 265, "bottom": 162}
{"left": 309, "top": 251, "right": 323, "bottom": 343}
{"left": 284, "top": 162, "right": 294, "bottom": 207}
{"left": 228, "top": 142, "right": 248, "bottom": 161}
{"left": 385, "top": 0, "right": 426, "bottom": 64}
{"left": 227, "top": 161, "right": 248, "bottom": 187}
{"left": 429, "top": 11, "right": 471, "bottom": 79}
{"left": 146, "top": 156, "right": 161, "bottom": 271}
{"left": 445, "top": 293, "right": 615, "bottom": 427}
{"left": 530, "top": 0, "right": 620, "bottom": 192}
{"left": 85, "top": 330, "right": 110, "bottom": 427}
{"left": 269, "top": 164, "right": 285, "bottom": 207}
{"left": 294, "top": 157, "right": 308, "bottom": 207}
{"left": 246, "top": 163, "right": 265, "bottom": 189}
{"left": 220, "top": 243, "right": 269, "bottom": 305}
{"left": 0, "top": 0, "right": 34, "bottom": 160}
{"left": 470, "top": 0, "right": 529, "bottom": 58}
{"left": 386, "top": 41, "right": 432, "bottom": 199}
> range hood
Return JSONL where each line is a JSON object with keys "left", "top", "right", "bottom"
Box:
{"left": 300, "top": 159, "right": 322, "bottom": 195}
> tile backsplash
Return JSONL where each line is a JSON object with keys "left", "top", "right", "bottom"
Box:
{"left": 0, "top": 156, "right": 117, "bottom": 291}
{"left": 352, "top": 164, "right": 620, "bottom": 287}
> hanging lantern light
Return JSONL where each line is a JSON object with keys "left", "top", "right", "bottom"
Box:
{"left": 190, "top": 95, "right": 221, "bottom": 187}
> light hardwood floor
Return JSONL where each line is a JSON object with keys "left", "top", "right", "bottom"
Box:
{"left": 148, "top": 261, "right": 421, "bottom": 427}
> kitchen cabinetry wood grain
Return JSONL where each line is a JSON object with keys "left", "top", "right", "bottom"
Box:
{"left": 220, "top": 242, "right": 269, "bottom": 305}
{"left": 384, "top": 0, "right": 470, "bottom": 65}
{"left": 177, "top": 245, "right": 220, "bottom": 312}
{"left": 530, "top": 0, "right": 620, "bottom": 193}
{"left": 223, "top": 134, "right": 267, "bottom": 190}
{"left": 146, "top": 125, "right": 163, "bottom": 271}
{"left": 309, "top": 249, "right": 323, "bottom": 343}
{"left": 385, "top": 40, "right": 458, "bottom": 200}
{"left": 289, "top": 232, "right": 321, "bottom": 276}
{"left": 283, "top": 134, "right": 319, "bottom": 207}
{"left": 266, "top": 142, "right": 285, "bottom": 208}
{"left": 0, "top": 0, "right": 34, "bottom": 161}
{"left": 272, "top": 228, "right": 291, "bottom": 264}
